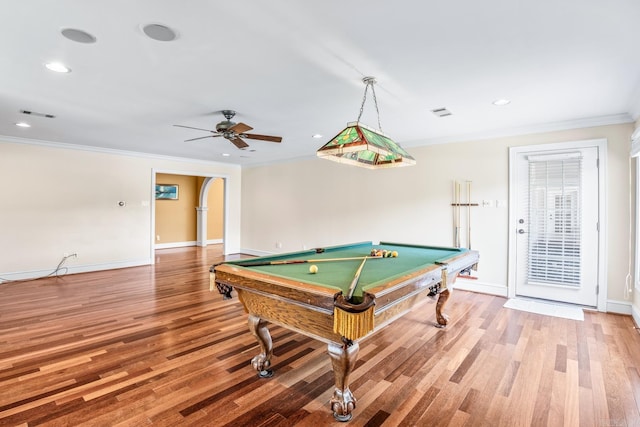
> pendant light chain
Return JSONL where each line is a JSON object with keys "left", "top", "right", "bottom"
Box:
{"left": 357, "top": 77, "right": 383, "bottom": 132}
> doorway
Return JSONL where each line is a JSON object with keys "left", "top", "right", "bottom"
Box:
{"left": 508, "top": 139, "right": 607, "bottom": 310}
{"left": 152, "top": 171, "right": 226, "bottom": 252}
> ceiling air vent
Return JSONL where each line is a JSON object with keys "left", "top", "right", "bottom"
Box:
{"left": 20, "top": 110, "right": 55, "bottom": 119}
{"left": 431, "top": 108, "right": 452, "bottom": 117}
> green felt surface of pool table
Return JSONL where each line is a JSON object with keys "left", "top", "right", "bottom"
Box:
{"left": 220, "top": 241, "right": 469, "bottom": 297}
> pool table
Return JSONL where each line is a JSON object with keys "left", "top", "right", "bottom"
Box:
{"left": 210, "top": 241, "right": 478, "bottom": 421}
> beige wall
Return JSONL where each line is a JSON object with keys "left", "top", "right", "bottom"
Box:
{"left": 0, "top": 139, "right": 241, "bottom": 279}
{"left": 240, "top": 123, "right": 635, "bottom": 312}
{"left": 2, "top": 122, "right": 636, "bottom": 313}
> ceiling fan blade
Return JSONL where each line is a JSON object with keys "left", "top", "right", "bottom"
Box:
{"left": 185, "top": 135, "right": 219, "bottom": 142}
{"left": 174, "top": 124, "right": 217, "bottom": 133}
{"left": 229, "top": 122, "right": 253, "bottom": 134}
{"left": 230, "top": 137, "right": 249, "bottom": 149}
{"left": 242, "top": 133, "right": 282, "bottom": 143}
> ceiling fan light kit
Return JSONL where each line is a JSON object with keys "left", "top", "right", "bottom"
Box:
{"left": 316, "top": 76, "right": 415, "bottom": 169}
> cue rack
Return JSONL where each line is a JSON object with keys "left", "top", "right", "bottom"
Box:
{"left": 451, "top": 180, "right": 478, "bottom": 249}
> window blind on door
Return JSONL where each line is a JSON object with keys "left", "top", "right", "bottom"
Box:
{"left": 527, "top": 153, "right": 582, "bottom": 286}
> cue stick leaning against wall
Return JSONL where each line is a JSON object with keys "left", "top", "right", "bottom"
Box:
{"left": 467, "top": 180, "right": 472, "bottom": 249}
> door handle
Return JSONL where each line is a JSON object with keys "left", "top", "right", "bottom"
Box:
{"left": 518, "top": 229, "right": 526, "bottom": 234}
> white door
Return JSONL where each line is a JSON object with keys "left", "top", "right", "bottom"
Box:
{"left": 513, "top": 146, "right": 599, "bottom": 306}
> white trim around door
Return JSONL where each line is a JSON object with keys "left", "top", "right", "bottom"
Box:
{"left": 507, "top": 139, "right": 608, "bottom": 312}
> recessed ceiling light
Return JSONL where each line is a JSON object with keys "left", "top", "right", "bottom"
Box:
{"left": 61, "top": 28, "right": 97, "bottom": 44}
{"left": 312, "top": 134, "right": 323, "bottom": 139}
{"left": 45, "top": 62, "right": 71, "bottom": 73}
{"left": 142, "top": 23, "right": 178, "bottom": 42}
{"left": 492, "top": 99, "right": 511, "bottom": 106}
{"left": 15, "top": 122, "right": 31, "bottom": 128}
{"left": 222, "top": 153, "right": 231, "bottom": 157}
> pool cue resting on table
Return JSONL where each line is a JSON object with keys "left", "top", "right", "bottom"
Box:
{"left": 237, "top": 255, "right": 382, "bottom": 267}
{"left": 209, "top": 253, "right": 385, "bottom": 291}
{"left": 346, "top": 256, "right": 368, "bottom": 300}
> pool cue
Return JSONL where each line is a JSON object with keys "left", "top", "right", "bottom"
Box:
{"left": 467, "top": 180, "right": 471, "bottom": 249}
{"left": 453, "top": 180, "right": 460, "bottom": 247}
{"left": 346, "top": 256, "right": 368, "bottom": 300}
{"left": 452, "top": 181, "right": 457, "bottom": 246}
{"left": 456, "top": 181, "right": 461, "bottom": 248}
{"left": 237, "top": 255, "right": 382, "bottom": 267}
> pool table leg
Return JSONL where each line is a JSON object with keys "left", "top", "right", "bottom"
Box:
{"left": 248, "top": 314, "right": 274, "bottom": 378}
{"left": 435, "top": 288, "right": 451, "bottom": 328}
{"left": 328, "top": 340, "right": 358, "bottom": 422}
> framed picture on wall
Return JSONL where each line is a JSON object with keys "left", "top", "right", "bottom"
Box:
{"left": 156, "top": 184, "right": 179, "bottom": 200}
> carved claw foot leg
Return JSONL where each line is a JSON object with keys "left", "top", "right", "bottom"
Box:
{"left": 435, "top": 288, "right": 451, "bottom": 328}
{"left": 248, "top": 314, "right": 273, "bottom": 378}
{"left": 328, "top": 340, "right": 359, "bottom": 422}
{"left": 251, "top": 353, "right": 274, "bottom": 378}
{"left": 330, "top": 387, "right": 356, "bottom": 422}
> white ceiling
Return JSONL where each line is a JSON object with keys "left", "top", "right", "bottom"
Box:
{"left": 2, "top": 0, "right": 639, "bottom": 166}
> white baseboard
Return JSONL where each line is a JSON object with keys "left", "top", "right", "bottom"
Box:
{"left": 154, "top": 239, "right": 224, "bottom": 250}
{"left": 240, "top": 248, "right": 277, "bottom": 257}
{"left": 0, "top": 258, "right": 152, "bottom": 283}
{"left": 155, "top": 241, "right": 197, "bottom": 249}
{"left": 454, "top": 279, "right": 508, "bottom": 297}
{"left": 632, "top": 304, "right": 640, "bottom": 327}
{"left": 606, "top": 299, "right": 633, "bottom": 315}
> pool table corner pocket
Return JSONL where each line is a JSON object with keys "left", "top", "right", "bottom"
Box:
{"left": 333, "top": 292, "right": 376, "bottom": 341}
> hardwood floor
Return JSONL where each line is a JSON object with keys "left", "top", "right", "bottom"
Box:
{"left": 1, "top": 246, "right": 640, "bottom": 426}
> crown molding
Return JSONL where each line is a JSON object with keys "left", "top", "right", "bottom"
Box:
{"left": 2, "top": 112, "right": 635, "bottom": 169}
{"left": 403, "top": 113, "right": 635, "bottom": 147}
{"left": 0, "top": 134, "right": 241, "bottom": 168}
{"left": 628, "top": 81, "right": 640, "bottom": 121}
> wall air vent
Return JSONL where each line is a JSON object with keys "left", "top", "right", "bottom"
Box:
{"left": 431, "top": 108, "right": 452, "bottom": 117}
{"left": 20, "top": 110, "right": 56, "bottom": 119}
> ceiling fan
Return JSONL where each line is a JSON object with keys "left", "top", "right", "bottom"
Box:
{"left": 174, "top": 110, "right": 282, "bottom": 149}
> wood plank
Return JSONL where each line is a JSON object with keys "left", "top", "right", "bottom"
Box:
{"left": 1, "top": 246, "right": 640, "bottom": 425}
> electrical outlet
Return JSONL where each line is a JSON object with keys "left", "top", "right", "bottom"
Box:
{"left": 276, "top": 242, "right": 283, "bottom": 249}
{"left": 156, "top": 235, "right": 160, "bottom": 241}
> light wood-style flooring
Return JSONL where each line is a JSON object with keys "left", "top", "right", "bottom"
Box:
{"left": 1, "top": 245, "right": 640, "bottom": 426}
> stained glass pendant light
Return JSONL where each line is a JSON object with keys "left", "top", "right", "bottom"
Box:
{"left": 317, "top": 77, "right": 415, "bottom": 169}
